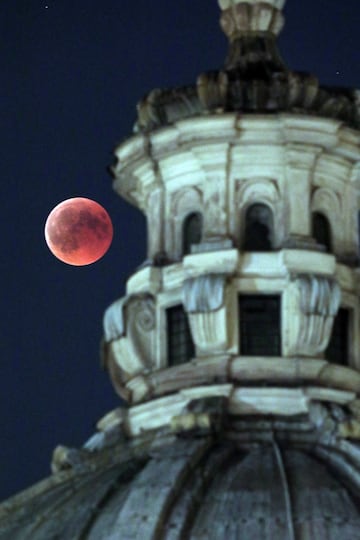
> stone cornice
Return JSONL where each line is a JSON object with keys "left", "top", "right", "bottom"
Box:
{"left": 96, "top": 373, "right": 360, "bottom": 435}
{"left": 134, "top": 84, "right": 359, "bottom": 133}
{"left": 114, "top": 356, "right": 360, "bottom": 407}
{"left": 112, "top": 114, "right": 360, "bottom": 209}
{"left": 125, "top": 250, "right": 341, "bottom": 295}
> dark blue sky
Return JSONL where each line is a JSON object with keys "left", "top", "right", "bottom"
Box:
{"left": 0, "top": 0, "right": 358, "bottom": 501}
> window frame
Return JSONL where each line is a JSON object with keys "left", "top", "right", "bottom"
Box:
{"left": 238, "top": 293, "right": 282, "bottom": 357}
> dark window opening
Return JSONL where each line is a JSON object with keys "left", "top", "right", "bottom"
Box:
{"left": 326, "top": 308, "right": 349, "bottom": 366}
{"left": 239, "top": 295, "right": 281, "bottom": 356}
{"left": 183, "top": 212, "right": 202, "bottom": 255}
{"left": 243, "top": 203, "right": 273, "bottom": 251}
{"left": 312, "top": 212, "right": 332, "bottom": 252}
{"left": 167, "top": 305, "right": 195, "bottom": 366}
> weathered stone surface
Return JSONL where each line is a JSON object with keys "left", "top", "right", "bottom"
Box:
{"left": 1, "top": 429, "right": 360, "bottom": 540}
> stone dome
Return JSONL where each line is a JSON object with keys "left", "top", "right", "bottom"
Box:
{"left": 1, "top": 417, "right": 360, "bottom": 539}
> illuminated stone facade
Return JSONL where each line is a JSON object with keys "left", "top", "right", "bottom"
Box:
{"left": 104, "top": 115, "right": 360, "bottom": 421}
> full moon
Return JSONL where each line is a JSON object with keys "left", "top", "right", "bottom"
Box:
{"left": 45, "top": 198, "right": 113, "bottom": 266}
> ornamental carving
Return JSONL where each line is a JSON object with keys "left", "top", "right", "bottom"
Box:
{"left": 311, "top": 187, "right": 342, "bottom": 217}
{"left": 284, "top": 275, "right": 341, "bottom": 357}
{"left": 219, "top": 3, "right": 284, "bottom": 38}
{"left": 183, "top": 274, "right": 229, "bottom": 353}
{"left": 197, "top": 71, "right": 228, "bottom": 110}
{"left": 171, "top": 186, "right": 203, "bottom": 217}
{"left": 183, "top": 274, "right": 225, "bottom": 313}
{"left": 136, "top": 87, "right": 201, "bottom": 131}
{"left": 102, "top": 295, "right": 157, "bottom": 395}
{"left": 237, "top": 177, "right": 280, "bottom": 206}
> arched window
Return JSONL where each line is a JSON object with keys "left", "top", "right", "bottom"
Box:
{"left": 312, "top": 212, "right": 332, "bottom": 252}
{"left": 182, "top": 212, "right": 202, "bottom": 255}
{"left": 243, "top": 203, "right": 273, "bottom": 251}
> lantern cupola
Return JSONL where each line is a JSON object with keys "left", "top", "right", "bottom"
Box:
{"left": 103, "top": 1, "right": 360, "bottom": 433}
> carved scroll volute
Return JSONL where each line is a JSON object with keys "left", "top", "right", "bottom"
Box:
{"left": 102, "top": 295, "right": 156, "bottom": 398}
{"left": 283, "top": 275, "right": 341, "bottom": 357}
{"left": 183, "top": 274, "right": 230, "bottom": 354}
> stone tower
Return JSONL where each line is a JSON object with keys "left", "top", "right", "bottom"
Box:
{"left": 1, "top": 0, "right": 360, "bottom": 538}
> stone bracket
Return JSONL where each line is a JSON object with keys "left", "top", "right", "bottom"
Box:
{"left": 102, "top": 294, "right": 157, "bottom": 398}
{"left": 283, "top": 274, "right": 341, "bottom": 356}
{"left": 183, "top": 274, "right": 230, "bottom": 353}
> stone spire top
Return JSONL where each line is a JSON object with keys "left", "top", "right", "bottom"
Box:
{"left": 132, "top": 0, "right": 358, "bottom": 132}
{"left": 218, "top": 0, "right": 286, "bottom": 39}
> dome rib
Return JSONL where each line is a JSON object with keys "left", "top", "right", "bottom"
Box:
{"left": 1, "top": 433, "right": 360, "bottom": 539}
{"left": 89, "top": 437, "right": 211, "bottom": 540}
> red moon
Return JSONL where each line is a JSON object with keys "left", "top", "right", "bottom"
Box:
{"left": 45, "top": 198, "right": 113, "bottom": 266}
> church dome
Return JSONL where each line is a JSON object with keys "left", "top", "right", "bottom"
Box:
{"left": 0, "top": 422, "right": 359, "bottom": 539}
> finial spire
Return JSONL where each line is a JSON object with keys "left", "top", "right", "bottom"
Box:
{"left": 218, "top": 0, "right": 286, "bottom": 40}
{"left": 133, "top": 0, "right": 358, "bottom": 132}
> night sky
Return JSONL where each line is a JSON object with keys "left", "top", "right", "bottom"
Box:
{"left": 0, "top": 0, "right": 358, "bottom": 501}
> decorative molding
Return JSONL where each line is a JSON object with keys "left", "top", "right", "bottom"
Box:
{"left": 136, "top": 87, "right": 201, "bottom": 132}
{"left": 97, "top": 384, "right": 358, "bottom": 438}
{"left": 184, "top": 249, "right": 239, "bottom": 279}
{"left": 183, "top": 274, "right": 225, "bottom": 313}
{"left": 102, "top": 295, "right": 157, "bottom": 397}
{"left": 229, "top": 387, "right": 309, "bottom": 416}
{"left": 284, "top": 274, "right": 341, "bottom": 356}
{"left": 132, "top": 84, "right": 360, "bottom": 133}
{"left": 237, "top": 177, "right": 280, "bottom": 207}
{"left": 144, "top": 355, "right": 360, "bottom": 401}
{"left": 218, "top": 0, "right": 286, "bottom": 10}
{"left": 197, "top": 71, "right": 228, "bottom": 111}
{"left": 183, "top": 274, "right": 229, "bottom": 353}
{"left": 171, "top": 186, "right": 203, "bottom": 216}
{"left": 103, "top": 296, "right": 128, "bottom": 342}
{"left": 219, "top": 2, "right": 285, "bottom": 39}
{"left": 188, "top": 311, "right": 228, "bottom": 353}
{"left": 311, "top": 187, "right": 342, "bottom": 217}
